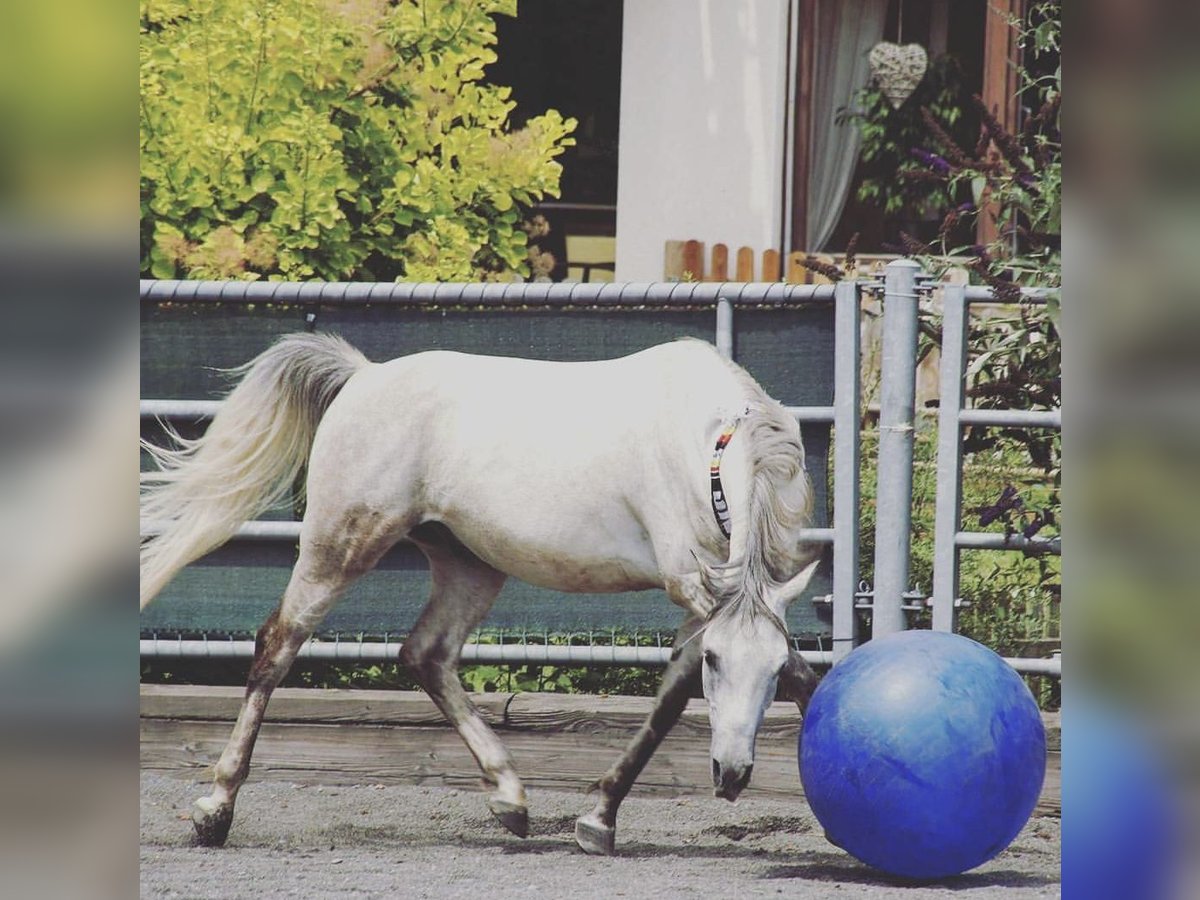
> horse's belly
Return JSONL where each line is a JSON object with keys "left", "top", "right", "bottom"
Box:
{"left": 437, "top": 509, "right": 664, "bottom": 594}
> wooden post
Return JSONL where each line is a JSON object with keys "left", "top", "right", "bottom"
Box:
{"left": 786, "top": 251, "right": 807, "bottom": 284}
{"left": 977, "top": 0, "right": 1025, "bottom": 248}
{"left": 682, "top": 240, "right": 705, "bottom": 282}
{"left": 663, "top": 240, "right": 685, "bottom": 281}
{"left": 761, "top": 249, "right": 781, "bottom": 283}
{"left": 786, "top": 0, "right": 816, "bottom": 254}
{"left": 710, "top": 243, "right": 729, "bottom": 281}
{"left": 735, "top": 246, "right": 755, "bottom": 281}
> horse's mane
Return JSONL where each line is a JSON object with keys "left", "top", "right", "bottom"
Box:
{"left": 696, "top": 351, "right": 814, "bottom": 639}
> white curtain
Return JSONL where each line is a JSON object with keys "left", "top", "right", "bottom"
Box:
{"left": 806, "top": 0, "right": 889, "bottom": 251}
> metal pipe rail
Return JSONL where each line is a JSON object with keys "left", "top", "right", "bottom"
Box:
{"left": 141, "top": 399, "right": 838, "bottom": 424}
{"left": 138, "top": 637, "right": 1059, "bottom": 676}
{"left": 139, "top": 637, "right": 836, "bottom": 668}
{"left": 141, "top": 279, "right": 836, "bottom": 307}
{"left": 963, "top": 285, "right": 1057, "bottom": 303}
{"left": 138, "top": 519, "right": 836, "bottom": 546}
{"left": 955, "top": 531, "right": 1061, "bottom": 555}
{"left": 958, "top": 408, "right": 1060, "bottom": 428}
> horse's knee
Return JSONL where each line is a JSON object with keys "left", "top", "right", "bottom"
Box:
{"left": 400, "top": 633, "right": 449, "bottom": 679}
{"left": 398, "top": 639, "right": 423, "bottom": 673}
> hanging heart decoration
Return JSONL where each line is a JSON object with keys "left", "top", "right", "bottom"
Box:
{"left": 868, "top": 42, "right": 928, "bottom": 109}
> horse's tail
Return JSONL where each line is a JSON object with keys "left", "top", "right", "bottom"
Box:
{"left": 699, "top": 387, "right": 817, "bottom": 624}
{"left": 139, "top": 332, "right": 369, "bottom": 609}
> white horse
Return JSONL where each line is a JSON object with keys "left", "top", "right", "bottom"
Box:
{"left": 140, "top": 334, "right": 821, "bottom": 854}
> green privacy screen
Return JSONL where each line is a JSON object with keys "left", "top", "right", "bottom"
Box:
{"left": 140, "top": 301, "right": 835, "bottom": 639}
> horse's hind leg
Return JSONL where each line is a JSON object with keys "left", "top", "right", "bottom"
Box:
{"left": 575, "top": 614, "right": 704, "bottom": 855}
{"left": 191, "top": 521, "right": 396, "bottom": 846}
{"left": 400, "top": 524, "right": 526, "bottom": 836}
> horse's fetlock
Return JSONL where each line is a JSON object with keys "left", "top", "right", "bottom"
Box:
{"left": 214, "top": 758, "right": 246, "bottom": 788}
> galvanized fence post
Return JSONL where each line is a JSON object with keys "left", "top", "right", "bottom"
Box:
{"left": 931, "top": 282, "right": 969, "bottom": 632}
{"left": 715, "top": 296, "right": 734, "bottom": 359}
{"left": 832, "top": 279, "right": 862, "bottom": 661}
{"left": 871, "top": 259, "right": 921, "bottom": 638}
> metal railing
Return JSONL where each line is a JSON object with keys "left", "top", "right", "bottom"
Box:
{"left": 141, "top": 278, "right": 860, "bottom": 668}
{"left": 141, "top": 269, "right": 1060, "bottom": 677}
{"left": 930, "top": 280, "right": 1061, "bottom": 648}
{"left": 136, "top": 635, "right": 1056, "bottom": 674}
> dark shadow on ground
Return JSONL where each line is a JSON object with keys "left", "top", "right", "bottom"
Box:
{"left": 761, "top": 861, "right": 1060, "bottom": 890}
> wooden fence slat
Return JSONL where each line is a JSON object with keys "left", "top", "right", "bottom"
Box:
{"left": 761, "top": 249, "right": 780, "bottom": 283}
{"left": 786, "top": 251, "right": 807, "bottom": 284}
{"left": 682, "top": 240, "right": 705, "bottom": 282}
{"left": 663, "top": 240, "right": 686, "bottom": 281}
{"left": 709, "top": 243, "right": 729, "bottom": 282}
{"left": 735, "top": 246, "right": 754, "bottom": 281}
{"left": 666, "top": 243, "right": 905, "bottom": 284}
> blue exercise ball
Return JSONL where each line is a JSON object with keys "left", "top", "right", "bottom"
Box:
{"left": 1062, "top": 696, "right": 1180, "bottom": 900}
{"left": 799, "top": 630, "right": 1046, "bottom": 880}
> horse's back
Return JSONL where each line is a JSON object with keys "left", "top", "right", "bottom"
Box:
{"left": 338, "top": 340, "right": 748, "bottom": 446}
{"left": 379, "top": 339, "right": 742, "bottom": 411}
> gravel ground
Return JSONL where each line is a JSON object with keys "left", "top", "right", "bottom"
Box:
{"left": 141, "top": 773, "right": 1060, "bottom": 898}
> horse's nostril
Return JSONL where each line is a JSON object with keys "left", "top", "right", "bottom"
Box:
{"left": 740, "top": 764, "right": 754, "bottom": 790}
{"left": 715, "top": 762, "right": 754, "bottom": 798}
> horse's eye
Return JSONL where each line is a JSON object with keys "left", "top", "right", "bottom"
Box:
{"left": 704, "top": 650, "right": 719, "bottom": 670}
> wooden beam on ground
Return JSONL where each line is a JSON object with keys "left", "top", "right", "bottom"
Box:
{"left": 141, "top": 686, "right": 1059, "bottom": 815}
{"left": 139, "top": 684, "right": 511, "bottom": 726}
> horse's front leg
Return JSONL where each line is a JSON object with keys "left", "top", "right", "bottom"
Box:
{"left": 575, "top": 614, "right": 703, "bottom": 856}
{"left": 778, "top": 650, "right": 821, "bottom": 714}
{"left": 403, "top": 526, "right": 526, "bottom": 836}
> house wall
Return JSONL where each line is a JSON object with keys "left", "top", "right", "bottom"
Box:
{"left": 615, "top": 0, "right": 790, "bottom": 281}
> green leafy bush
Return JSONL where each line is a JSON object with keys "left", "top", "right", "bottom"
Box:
{"left": 140, "top": 0, "right": 575, "bottom": 281}
{"left": 838, "top": 56, "right": 976, "bottom": 238}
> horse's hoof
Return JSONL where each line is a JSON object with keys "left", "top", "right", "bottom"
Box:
{"left": 192, "top": 797, "right": 233, "bottom": 847}
{"left": 487, "top": 797, "right": 529, "bottom": 838}
{"left": 574, "top": 813, "right": 616, "bottom": 856}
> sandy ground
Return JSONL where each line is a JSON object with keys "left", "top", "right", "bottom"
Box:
{"left": 140, "top": 773, "right": 1060, "bottom": 899}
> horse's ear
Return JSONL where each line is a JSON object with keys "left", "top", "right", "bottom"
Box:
{"left": 766, "top": 558, "right": 821, "bottom": 608}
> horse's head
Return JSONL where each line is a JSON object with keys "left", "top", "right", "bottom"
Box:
{"left": 700, "top": 559, "right": 819, "bottom": 800}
